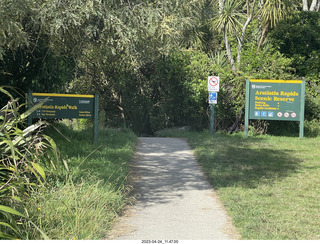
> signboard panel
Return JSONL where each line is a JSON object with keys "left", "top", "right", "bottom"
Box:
{"left": 208, "top": 76, "right": 220, "bottom": 92}
{"left": 209, "top": 92, "right": 217, "bottom": 104}
{"left": 249, "top": 80, "right": 302, "bottom": 121}
{"left": 30, "top": 93, "right": 95, "bottom": 119}
{"left": 28, "top": 92, "right": 99, "bottom": 144}
{"left": 244, "top": 79, "right": 305, "bottom": 138}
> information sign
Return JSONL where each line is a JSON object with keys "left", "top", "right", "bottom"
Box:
{"left": 28, "top": 92, "right": 99, "bottom": 144}
{"left": 30, "top": 93, "right": 95, "bottom": 119}
{"left": 248, "top": 80, "right": 302, "bottom": 121}
{"left": 209, "top": 92, "right": 217, "bottom": 104}
{"left": 244, "top": 79, "right": 305, "bottom": 138}
{"left": 208, "top": 76, "right": 220, "bottom": 92}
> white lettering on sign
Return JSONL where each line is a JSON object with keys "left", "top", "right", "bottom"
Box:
{"left": 79, "top": 100, "right": 91, "bottom": 104}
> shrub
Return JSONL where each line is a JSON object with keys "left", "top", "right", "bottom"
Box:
{"left": 0, "top": 86, "right": 61, "bottom": 239}
{"left": 304, "top": 119, "right": 320, "bottom": 138}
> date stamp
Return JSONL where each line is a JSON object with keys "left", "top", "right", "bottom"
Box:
{"left": 141, "top": 240, "right": 179, "bottom": 244}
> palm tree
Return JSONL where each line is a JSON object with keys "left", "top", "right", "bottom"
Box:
{"left": 257, "top": 0, "right": 299, "bottom": 51}
{"left": 211, "top": 0, "right": 257, "bottom": 70}
{"left": 212, "top": 0, "right": 244, "bottom": 70}
{"left": 303, "top": 0, "right": 320, "bottom": 11}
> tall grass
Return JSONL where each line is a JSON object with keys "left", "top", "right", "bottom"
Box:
{"left": 0, "top": 87, "right": 61, "bottom": 240}
{"left": 24, "top": 123, "right": 137, "bottom": 240}
{"left": 1, "top": 85, "right": 137, "bottom": 240}
{"left": 156, "top": 129, "right": 320, "bottom": 240}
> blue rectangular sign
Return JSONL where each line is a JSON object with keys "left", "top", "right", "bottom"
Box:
{"left": 209, "top": 92, "right": 217, "bottom": 104}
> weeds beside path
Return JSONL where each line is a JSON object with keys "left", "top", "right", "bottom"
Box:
{"left": 25, "top": 123, "right": 137, "bottom": 240}
{"left": 156, "top": 130, "right": 320, "bottom": 240}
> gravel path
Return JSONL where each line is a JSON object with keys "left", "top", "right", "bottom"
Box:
{"left": 108, "top": 137, "right": 239, "bottom": 240}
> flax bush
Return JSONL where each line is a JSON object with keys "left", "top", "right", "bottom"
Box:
{"left": 0, "top": 86, "right": 62, "bottom": 239}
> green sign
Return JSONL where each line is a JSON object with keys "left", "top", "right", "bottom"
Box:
{"left": 28, "top": 92, "right": 99, "bottom": 144}
{"left": 29, "top": 93, "right": 95, "bottom": 119}
{"left": 245, "top": 79, "right": 306, "bottom": 138}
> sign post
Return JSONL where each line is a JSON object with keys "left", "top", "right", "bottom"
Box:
{"left": 300, "top": 81, "right": 306, "bottom": 138}
{"left": 209, "top": 104, "right": 214, "bottom": 135}
{"left": 208, "top": 76, "right": 219, "bottom": 135}
{"left": 94, "top": 94, "right": 99, "bottom": 144}
{"left": 28, "top": 92, "right": 99, "bottom": 144}
{"left": 245, "top": 79, "right": 305, "bottom": 138}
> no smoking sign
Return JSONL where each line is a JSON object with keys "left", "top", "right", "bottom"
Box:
{"left": 208, "top": 76, "right": 220, "bottom": 92}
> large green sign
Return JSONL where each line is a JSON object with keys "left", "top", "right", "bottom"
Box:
{"left": 29, "top": 93, "right": 95, "bottom": 119}
{"left": 28, "top": 92, "right": 99, "bottom": 143}
{"left": 245, "top": 79, "right": 306, "bottom": 138}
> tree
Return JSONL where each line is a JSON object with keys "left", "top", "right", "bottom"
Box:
{"left": 212, "top": 0, "right": 257, "bottom": 70}
{"left": 270, "top": 11, "right": 320, "bottom": 122}
{"left": 0, "top": 0, "right": 33, "bottom": 59}
{"left": 257, "top": 0, "right": 298, "bottom": 51}
{"left": 270, "top": 11, "right": 320, "bottom": 77}
{"left": 303, "top": 0, "right": 320, "bottom": 11}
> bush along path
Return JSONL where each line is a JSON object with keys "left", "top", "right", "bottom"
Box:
{"left": 24, "top": 124, "right": 138, "bottom": 240}
{"left": 0, "top": 89, "right": 138, "bottom": 241}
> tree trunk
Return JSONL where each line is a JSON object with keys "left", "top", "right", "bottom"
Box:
{"left": 257, "top": 23, "right": 269, "bottom": 51}
{"left": 227, "top": 108, "right": 244, "bottom": 134}
{"left": 219, "top": 0, "right": 236, "bottom": 71}
{"left": 303, "top": 0, "right": 320, "bottom": 11}
{"left": 310, "top": 0, "right": 318, "bottom": 11}
{"left": 222, "top": 28, "right": 236, "bottom": 71}
{"left": 237, "top": 16, "right": 252, "bottom": 65}
{"left": 236, "top": 0, "right": 256, "bottom": 67}
{"left": 303, "top": 0, "right": 309, "bottom": 11}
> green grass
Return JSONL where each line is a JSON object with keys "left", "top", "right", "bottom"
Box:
{"left": 24, "top": 122, "right": 137, "bottom": 240}
{"left": 156, "top": 129, "right": 320, "bottom": 240}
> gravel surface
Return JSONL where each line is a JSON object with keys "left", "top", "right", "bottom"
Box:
{"left": 108, "top": 137, "right": 239, "bottom": 240}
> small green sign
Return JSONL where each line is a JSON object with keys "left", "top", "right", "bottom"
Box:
{"left": 245, "top": 79, "right": 305, "bottom": 138}
{"left": 28, "top": 92, "right": 99, "bottom": 144}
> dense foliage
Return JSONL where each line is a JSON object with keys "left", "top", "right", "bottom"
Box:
{"left": 0, "top": 87, "right": 63, "bottom": 239}
{"left": 1, "top": 0, "right": 320, "bottom": 240}
{"left": 0, "top": 87, "right": 137, "bottom": 239}
{"left": 0, "top": 0, "right": 319, "bottom": 134}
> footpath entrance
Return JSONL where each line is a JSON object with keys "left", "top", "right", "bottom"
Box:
{"left": 108, "top": 137, "right": 239, "bottom": 240}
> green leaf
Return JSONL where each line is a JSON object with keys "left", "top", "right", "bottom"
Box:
{"left": 29, "top": 220, "right": 50, "bottom": 240}
{"left": 12, "top": 196, "right": 22, "bottom": 202}
{"left": 0, "top": 222, "right": 17, "bottom": 232}
{"left": 62, "top": 159, "right": 69, "bottom": 174}
{"left": 0, "top": 205, "right": 25, "bottom": 218}
{"left": 0, "top": 231, "right": 17, "bottom": 240}
{"left": 32, "top": 163, "right": 46, "bottom": 181}
{"left": 42, "top": 134, "right": 59, "bottom": 170}
{"left": 1, "top": 138, "right": 16, "bottom": 159}
{"left": 20, "top": 99, "right": 47, "bottom": 120}
{"left": 28, "top": 166, "right": 44, "bottom": 185}
{"left": 0, "top": 87, "right": 14, "bottom": 101}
